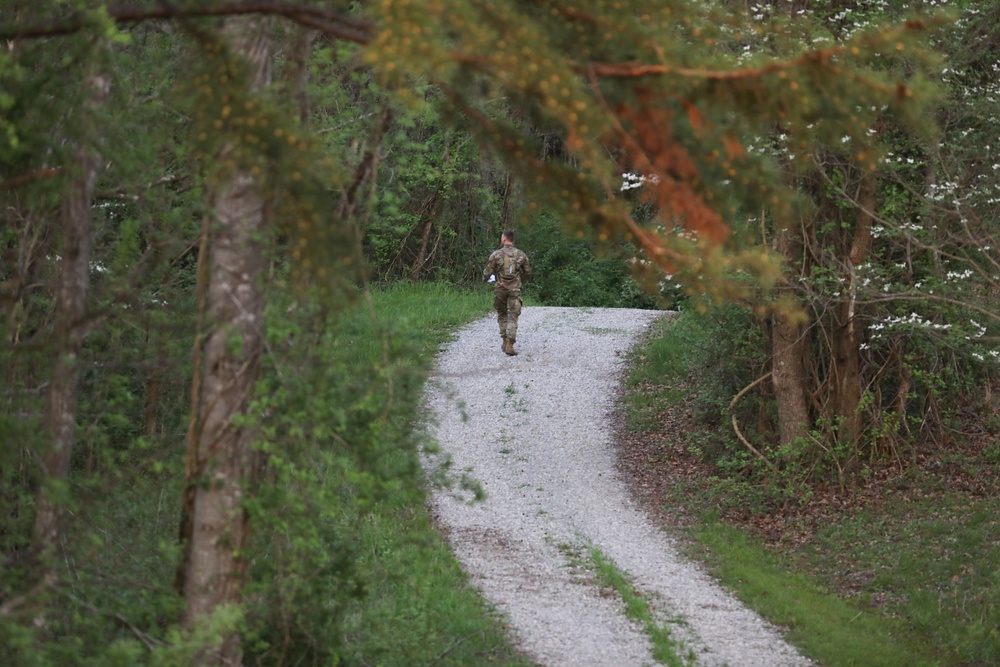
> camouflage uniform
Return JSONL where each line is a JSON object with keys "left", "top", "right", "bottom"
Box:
{"left": 483, "top": 244, "right": 532, "bottom": 348}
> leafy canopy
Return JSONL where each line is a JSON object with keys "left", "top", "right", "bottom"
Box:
{"left": 363, "top": 0, "right": 943, "bottom": 302}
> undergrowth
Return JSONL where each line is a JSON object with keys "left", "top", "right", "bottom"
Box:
{"left": 621, "top": 310, "right": 1000, "bottom": 666}
{"left": 247, "top": 281, "right": 531, "bottom": 666}
{"left": 1, "top": 282, "right": 531, "bottom": 667}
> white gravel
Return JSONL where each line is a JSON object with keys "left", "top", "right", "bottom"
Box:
{"left": 425, "top": 306, "right": 813, "bottom": 667}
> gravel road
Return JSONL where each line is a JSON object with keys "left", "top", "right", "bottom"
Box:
{"left": 425, "top": 306, "right": 812, "bottom": 667}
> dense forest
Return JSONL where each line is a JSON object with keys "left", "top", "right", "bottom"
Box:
{"left": 2, "top": 0, "right": 998, "bottom": 665}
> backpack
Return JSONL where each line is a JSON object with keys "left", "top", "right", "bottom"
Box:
{"left": 501, "top": 250, "right": 516, "bottom": 279}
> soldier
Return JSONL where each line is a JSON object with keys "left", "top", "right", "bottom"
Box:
{"left": 483, "top": 229, "right": 533, "bottom": 356}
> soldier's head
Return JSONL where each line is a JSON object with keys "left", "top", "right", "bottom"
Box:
{"left": 501, "top": 230, "right": 515, "bottom": 246}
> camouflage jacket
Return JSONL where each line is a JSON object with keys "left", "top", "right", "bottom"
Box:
{"left": 484, "top": 246, "right": 532, "bottom": 290}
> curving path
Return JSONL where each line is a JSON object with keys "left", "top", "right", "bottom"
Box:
{"left": 425, "top": 307, "right": 812, "bottom": 667}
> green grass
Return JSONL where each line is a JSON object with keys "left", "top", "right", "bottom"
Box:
{"left": 276, "top": 281, "right": 531, "bottom": 666}
{"left": 621, "top": 310, "right": 999, "bottom": 667}
{"left": 790, "top": 493, "right": 1000, "bottom": 666}
{"left": 332, "top": 282, "right": 533, "bottom": 666}
{"left": 624, "top": 315, "right": 690, "bottom": 431}
{"left": 692, "top": 519, "right": 939, "bottom": 667}
{"left": 369, "top": 280, "right": 494, "bottom": 339}
{"left": 625, "top": 315, "right": 690, "bottom": 387}
{"left": 339, "top": 507, "right": 532, "bottom": 667}
{"left": 588, "top": 547, "right": 695, "bottom": 667}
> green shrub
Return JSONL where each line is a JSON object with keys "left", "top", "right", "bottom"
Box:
{"left": 518, "top": 214, "right": 657, "bottom": 309}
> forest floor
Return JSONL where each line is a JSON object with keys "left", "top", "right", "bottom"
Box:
{"left": 615, "top": 377, "right": 1000, "bottom": 588}
{"left": 615, "top": 353, "right": 1000, "bottom": 666}
{"left": 425, "top": 307, "right": 812, "bottom": 667}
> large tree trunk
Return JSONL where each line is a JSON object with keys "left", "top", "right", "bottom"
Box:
{"left": 31, "top": 69, "right": 109, "bottom": 584}
{"left": 828, "top": 168, "right": 876, "bottom": 468}
{"left": 771, "top": 222, "right": 812, "bottom": 451}
{"left": 176, "top": 18, "right": 270, "bottom": 666}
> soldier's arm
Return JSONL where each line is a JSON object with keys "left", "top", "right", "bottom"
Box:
{"left": 521, "top": 253, "right": 533, "bottom": 282}
{"left": 483, "top": 253, "right": 496, "bottom": 281}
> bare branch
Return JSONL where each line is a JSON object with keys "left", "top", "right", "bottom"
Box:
{"left": 0, "top": 168, "right": 62, "bottom": 191}
{"left": 729, "top": 372, "right": 777, "bottom": 470}
{"left": 62, "top": 592, "right": 165, "bottom": 652}
{"left": 0, "top": 1, "right": 373, "bottom": 43}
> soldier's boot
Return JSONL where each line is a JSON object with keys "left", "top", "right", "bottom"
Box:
{"left": 503, "top": 337, "right": 517, "bottom": 356}
{"left": 500, "top": 335, "right": 507, "bottom": 352}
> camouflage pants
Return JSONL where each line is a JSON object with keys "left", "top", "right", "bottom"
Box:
{"left": 493, "top": 287, "right": 522, "bottom": 341}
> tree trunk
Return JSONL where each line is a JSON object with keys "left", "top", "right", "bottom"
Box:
{"left": 176, "top": 18, "right": 270, "bottom": 666}
{"left": 828, "top": 168, "right": 876, "bottom": 467}
{"left": 409, "top": 213, "right": 435, "bottom": 282}
{"left": 500, "top": 171, "right": 514, "bottom": 230}
{"left": 409, "top": 193, "right": 443, "bottom": 282}
{"left": 31, "top": 69, "right": 109, "bottom": 584}
{"left": 336, "top": 104, "right": 392, "bottom": 221}
{"left": 409, "top": 141, "right": 449, "bottom": 282}
{"left": 771, "top": 222, "right": 812, "bottom": 450}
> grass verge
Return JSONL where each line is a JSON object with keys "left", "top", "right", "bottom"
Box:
{"left": 330, "top": 282, "right": 534, "bottom": 666}
{"left": 691, "top": 519, "right": 936, "bottom": 667}
{"left": 619, "top": 310, "right": 998, "bottom": 667}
